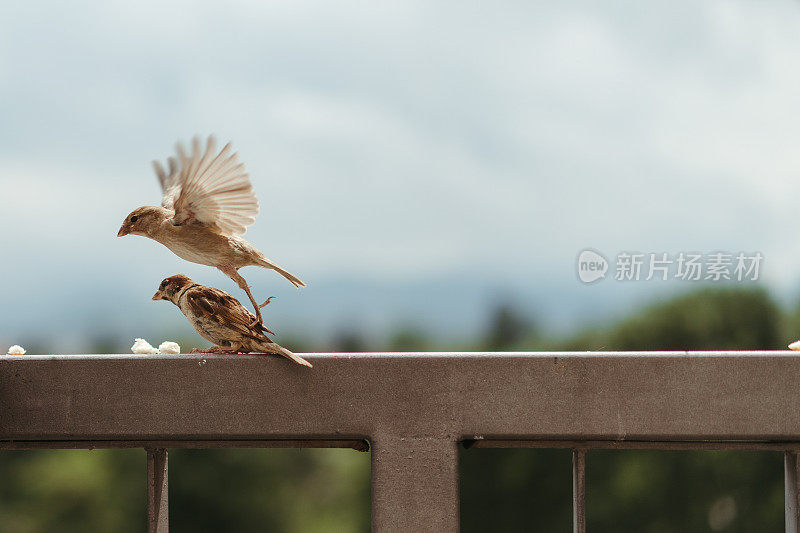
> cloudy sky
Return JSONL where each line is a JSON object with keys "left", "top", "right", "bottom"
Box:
{"left": 2, "top": 1, "right": 800, "bottom": 350}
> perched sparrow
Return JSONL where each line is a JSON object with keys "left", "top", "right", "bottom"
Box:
{"left": 118, "top": 136, "right": 305, "bottom": 326}
{"left": 153, "top": 274, "right": 312, "bottom": 368}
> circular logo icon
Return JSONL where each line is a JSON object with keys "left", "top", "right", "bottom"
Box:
{"left": 577, "top": 249, "right": 608, "bottom": 283}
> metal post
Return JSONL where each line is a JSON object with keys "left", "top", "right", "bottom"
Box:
{"left": 573, "top": 449, "right": 586, "bottom": 533}
{"left": 147, "top": 448, "right": 169, "bottom": 533}
{"left": 786, "top": 451, "right": 799, "bottom": 533}
{"left": 371, "top": 436, "right": 459, "bottom": 532}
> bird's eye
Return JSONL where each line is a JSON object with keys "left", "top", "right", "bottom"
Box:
{"left": 130, "top": 215, "right": 139, "bottom": 223}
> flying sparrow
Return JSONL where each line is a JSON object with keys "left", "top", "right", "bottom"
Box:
{"left": 152, "top": 274, "right": 312, "bottom": 368}
{"left": 118, "top": 135, "right": 305, "bottom": 326}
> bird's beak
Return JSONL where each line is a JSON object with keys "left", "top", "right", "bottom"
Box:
{"left": 152, "top": 291, "right": 164, "bottom": 301}
{"left": 117, "top": 224, "right": 129, "bottom": 237}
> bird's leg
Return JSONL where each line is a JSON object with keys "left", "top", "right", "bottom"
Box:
{"left": 191, "top": 346, "right": 238, "bottom": 354}
{"left": 221, "top": 267, "right": 264, "bottom": 327}
{"left": 257, "top": 297, "right": 277, "bottom": 335}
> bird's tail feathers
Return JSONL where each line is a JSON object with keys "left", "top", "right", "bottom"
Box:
{"left": 256, "top": 256, "right": 306, "bottom": 288}
{"left": 255, "top": 339, "right": 312, "bottom": 368}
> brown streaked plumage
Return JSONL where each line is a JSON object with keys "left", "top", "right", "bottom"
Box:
{"left": 118, "top": 135, "right": 305, "bottom": 327}
{"left": 153, "top": 274, "right": 311, "bottom": 368}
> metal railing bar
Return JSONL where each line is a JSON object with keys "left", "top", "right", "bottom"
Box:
{"left": 147, "top": 448, "right": 168, "bottom": 533}
{"left": 7, "top": 353, "right": 800, "bottom": 443}
{"left": 572, "top": 450, "right": 586, "bottom": 533}
{"left": 0, "top": 439, "right": 369, "bottom": 452}
{"left": 371, "top": 436, "right": 459, "bottom": 531}
{"left": 463, "top": 439, "right": 800, "bottom": 451}
{"left": 6, "top": 353, "right": 800, "bottom": 531}
{"left": 786, "top": 451, "right": 800, "bottom": 532}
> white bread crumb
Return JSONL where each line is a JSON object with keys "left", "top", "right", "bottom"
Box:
{"left": 7, "top": 345, "right": 26, "bottom": 355}
{"left": 158, "top": 341, "right": 181, "bottom": 354}
{"left": 131, "top": 338, "right": 159, "bottom": 355}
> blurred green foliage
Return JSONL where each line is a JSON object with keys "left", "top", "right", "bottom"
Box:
{"left": 169, "top": 449, "right": 370, "bottom": 533}
{"left": 0, "top": 449, "right": 144, "bottom": 533}
{"left": 561, "top": 287, "right": 782, "bottom": 351}
{"left": 0, "top": 449, "right": 370, "bottom": 533}
{"left": 0, "top": 286, "right": 794, "bottom": 531}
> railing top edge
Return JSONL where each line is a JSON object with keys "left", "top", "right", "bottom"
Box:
{"left": 2, "top": 351, "right": 800, "bottom": 361}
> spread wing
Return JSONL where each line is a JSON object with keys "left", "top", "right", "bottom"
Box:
{"left": 151, "top": 136, "right": 259, "bottom": 236}
{"left": 152, "top": 156, "right": 181, "bottom": 211}
{"left": 184, "top": 286, "right": 264, "bottom": 339}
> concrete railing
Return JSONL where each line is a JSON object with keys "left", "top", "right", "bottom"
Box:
{"left": 3, "top": 352, "right": 800, "bottom": 532}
